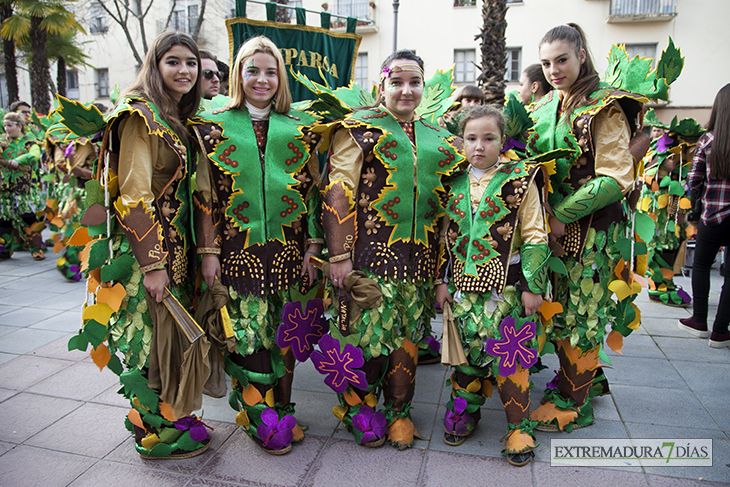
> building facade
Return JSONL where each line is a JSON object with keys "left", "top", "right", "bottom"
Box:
{"left": 2, "top": 0, "right": 726, "bottom": 123}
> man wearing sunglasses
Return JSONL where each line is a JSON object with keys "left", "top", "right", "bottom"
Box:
{"left": 200, "top": 50, "right": 221, "bottom": 100}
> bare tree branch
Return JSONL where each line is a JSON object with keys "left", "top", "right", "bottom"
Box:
{"left": 192, "top": 0, "right": 206, "bottom": 41}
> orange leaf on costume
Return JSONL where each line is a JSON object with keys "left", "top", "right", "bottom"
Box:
{"left": 651, "top": 180, "right": 659, "bottom": 192}
{"left": 343, "top": 388, "right": 361, "bottom": 407}
{"left": 97, "top": 283, "right": 127, "bottom": 313}
{"left": 686, "top": 224, "right": 697, "bottom": 238}
{"left": 606, "top": 330, "right": 624, "bottom": 355}
{"left": 679, "top": 197, "right": 692, "bottom": 210}
{"left": 614, "top": 258, "right": 626, "bottom": 281}
{"left": 87, "top": 269, "right": 101, "bottom": 294}
{"left": 538, "top": 300, "right": 563, "bottom": 321}
{"left": 633, "top": 274, "right": 647, "bottom": 288}
{"left": 90, "top": 343, "right": 110, "bottom": 370}
{"left": 532, "top": 401, "right": 578, "bottom": 430}
{"left": 79, "top": 239, "right": 93, "bottom": 273}
{"left": 159, "top": 401, "right": 177, "bottom": 422}
{"left": 67, "top": 226, "right": 91, "bottom": 246}
{"left": 53, "top": 239, "right": 65, "bottom": 254}
{"left": 128, "top": 408, "right": 145, "bottom": 430}
{"left": 50, "top": 217, "right": 64, "bottom": 229}
{"left": 241, "top": 383, "right": 263, "bottom": 406}
{"left": 644, "top": 174, "right": 654, "bottom": 185}
{"left": 661, "top": 268, "right": 675, "bottom": 280}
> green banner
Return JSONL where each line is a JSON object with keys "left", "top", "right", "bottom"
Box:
{"left": 226, "top": 17, "right": 361, "bottom": 103}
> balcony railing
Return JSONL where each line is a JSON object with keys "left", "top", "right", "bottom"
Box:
{"left": 609, "top": 0, "right": 677, "bottom": 22}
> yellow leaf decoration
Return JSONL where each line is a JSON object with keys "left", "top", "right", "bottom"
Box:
{"left": 608, "top": 280, "right": 631, "bottom": 301}
{"left": 141, "top": 433, "right": 161, "bottom": 450}
{"left": 364, "top": 391, "right": 378, "bottom": 408}
{"left": 82, "top": 303, "right": 114, "bottom": 326}
{"left": 628, "top": 304, "right": 641, "bottom": 331}
{"left": 679, "top": 197, "right": 692, "bottom": 210}
{"left": 332, "top": 405, "right": 347, "bottom": 421}
{"left": 236, "top": 409, "right": 250, "bottom": 428}
{"left": 265, "top": 388, "right": 275, "bottom": 407}
{"left": 640, "top": 197, "right": 652, "bottom": 212}
{"left": 657, "top": 193, "right": 670, "bottom": 209}
{"left": 466, "top": 378, "right": 481, "bottom": 394}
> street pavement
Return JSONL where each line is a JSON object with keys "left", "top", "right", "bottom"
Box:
{"left": 1, "top": 249, "right": 729, "bottom": 486}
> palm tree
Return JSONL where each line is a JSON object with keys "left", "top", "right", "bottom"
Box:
{"left": 475, "top": 0, "right": 508, "bottom": 107}
{"left": 1, "top": 0, "right": 84, "bottom": 114}
{"left": 43, "top": 30, "right": 90, "bottom": 97}
{"left": 0, "top": 0, "right": 19, "bottom": 103}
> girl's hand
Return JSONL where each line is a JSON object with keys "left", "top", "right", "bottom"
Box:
{"left": 143, "top": 268, "right": 169, "bottom": 303}
{"left": 521, "top": 291, "right": 543, "bottom": 317}
{"left": 329, "top": 259, "right": 352, "bottom": 289}
{"left": 435, "top": 282, "right": 453, "bottom": 310}
{"left": 548, "top": 214, "right": 565, "bottom": 240}
{"left": 301, "top": 243, "right": 323, "bottom": 287}
{"left": 201, "top": 254, "right": 221, "bottom": 288}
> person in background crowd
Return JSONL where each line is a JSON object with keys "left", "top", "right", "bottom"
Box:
{"left": 680, "top": 83, "right": 730, "bottom": 348}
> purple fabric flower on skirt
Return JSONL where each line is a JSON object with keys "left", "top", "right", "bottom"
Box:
{"left": 276, "top": 298, "right": 326, "bottom": 361}
{"left": 174, "top": 416, "right": 210, "bottom": 442}
{"left": 69, "top": 264, "right": 82, "bottom": 281}
{"left": 443, "top": 397, "right": 472, "bottom": 436}
{"left": 310, "top": 334, "right": 368, "bottom": 393}
{"left": 546, "top": 370, "right": 560, "bottom": 391}
{"left": 485, "top": 316, "right": 538, "bottom": 377}
{"left": 677, "top": 288, "right": 691, "bottom": 304}
{"left": 257, "top": 408, "right": 296, "bottom": 451}
{"left": 352, "top": 405, "right": 387, "bottom": 444}
{"left": 424, "top": 335, "right": 441, "bottom": 353}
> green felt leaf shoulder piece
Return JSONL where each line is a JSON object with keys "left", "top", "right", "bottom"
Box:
{"left": 291, "top": 69, "right": 375, "bottom": 122}
{"left": 503, "top": 92, "right": 533, "bottom": 140}
{"left": 55, "top": 95, "right": 107, "bottom": 138}
{"left": 416, "top": 68, "right": 457, "bottom": 124}
{"left": 643, "top": 108, "right": 664, "bottom": 129}
{"left": 604, "top": 38, "right": 683, "bottom": 103}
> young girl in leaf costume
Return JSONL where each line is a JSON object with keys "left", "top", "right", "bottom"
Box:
{"left": 527, "top": 24, "right": 652, "bottom": 432}
{"left": 194, "top": 36, "right": 322, "bottom": 455}
{"left": 0, "top": 112, "right": 44, "bottom": 261}
{"left": 69, "top": 32, "right": 211, "bottom": 459}
{"left": 323, "top": 50, "right": 464, "bottom": 450}
{"left": 437, "top": 105, "right": 549, "bottom": 467}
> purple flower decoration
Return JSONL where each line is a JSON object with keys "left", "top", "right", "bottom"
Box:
{"left": 444, "top": 397, "right": 473, "bottom": 435}
{"left": 677, "top": 288, "right": 691, "bottom": 304}
{"left": 381, "top": 65, "right": 392, "bottom": 79}
{"left": 310, "top": 334, "right": 368, "bottom": 393}
{"left": 352, "top": 406, "right": 387, "bottom": 444}
{"left": 69, "top": 264, "right": 82, "bottom": 281}
{"left": 657, "top": 133, "right": 675, "bottom": 154}
{"left": 174, "top": 416, "right": 210, "bottom": 442}
{"left": 485, "top": 317, "right": 538, "bottom": 377}
{"left": 424, "top": 335, "right": 441, "bottom": 353}
{"left": 257, "top": 408, "right": 295, "bottom": 451}
{"left": 546, "top": 370, "right": 560, "bottom": 391}
{"left": 64, "top": 142, "right": 75, "bottom": 159}
{"left": 501, "top": 137, "right": 526, "bottom": 154}
{"left": 276, "top": 298, "right": 326, "bottom": 361}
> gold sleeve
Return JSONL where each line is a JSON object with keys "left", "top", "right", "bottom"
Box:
{"left": 117, "top": 114, "right": 159, "bottom": 207}
{"left": 327, "top": 127, "right": 363, "bottom": 193}
{"left": 516, "top": 180, "right": 548, "bottom": 246}
{"left": 593, "top": 102, "right": 635, "bottom": 195}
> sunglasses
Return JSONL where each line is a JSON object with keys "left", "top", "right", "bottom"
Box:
{"left": 203, "top": 69, "right": 221, "bottom": 80}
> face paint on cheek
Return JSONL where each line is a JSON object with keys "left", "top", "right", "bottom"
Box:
{"left": 243, "top": 60, "right": 255, "bottom": 80}
{"left": 386, "top": 83, "right": 397, "bottom": 95}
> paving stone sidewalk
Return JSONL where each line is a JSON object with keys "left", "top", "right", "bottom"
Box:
{"left": 1, "top": 251, "right": 729, "bottom": 486}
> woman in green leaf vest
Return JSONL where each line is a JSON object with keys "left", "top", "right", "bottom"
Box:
{"left": 323, "top": 50, "right": 464, "bottom": 450}
{"left": 527, "top": 24, "right": 647, "bottom": 432}
{"left": 194, "top": 36, "right": 322, "bottom": 455}
{"left": 67, "top": 32, "right": 210, "bottom": 459}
